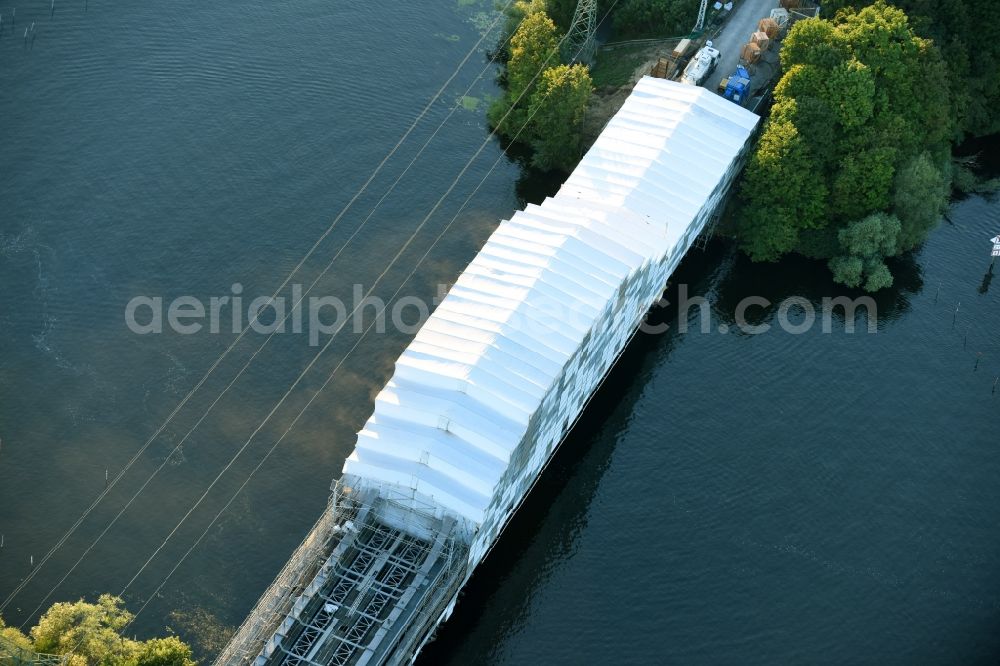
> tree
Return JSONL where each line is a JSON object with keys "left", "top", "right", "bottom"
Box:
{"left": 779, "top": 17, "right": 844, "bottom": 68}
{"left": 829, "top": 146, "right": 896, "bottom": 221}
{"left": 820, "top": 0, "right": 1000, "bottom": 136}
{"left": 838, "top": 212, "right": 900, "bottom": 258}
{"left": 612, "top": 0, "right": 700, "bottom": 39}
{"left": 738, "top": 110, "right": 827, "bottom": 261}
{"left": 543, "top": 0, "right": 580, "bottom": 30}
{"left": 498, "top": 0, "right": 548, "bottom": 52}
{"left": 862, "top": 259, "right": 894, "bottom": 291}
{"left": 779, "top": 95, "right": 837, "bottom": 170}
{"left": 3, "top": 595, "right": 198, "bottom": 666}
{"left": 824, "top": 59, "right": 875, "bottom": 129}
{"left": 31, "top": 594, "right": 134, "bottom": 664}
{"left": 490, "top": 5, "right": 597, "bottom": 173}
{"left": 892, "top": 152, "right": 949, "bottom": 253}
{"left": 828, "top": 255, "right": 865, "bottom": 288}
{"left": 0, "top": 617, "right": 34, "bottom": 654}
{"left": 526, "top": 64, "right": 593, "bottom": 171}
{"left": 828, "top": 212, "right": 901, "bottom": 291}
{"left": 508, "top": 5, "right": 560, "bottom": 94}
{"left": 736, "top": 2, "right": 953, "bottom": 286}
{"left": 489, "top": 7, "right": 561, "bottom": 136}
{"left": 131, "top": 637, "right": 197, "bottom": 666}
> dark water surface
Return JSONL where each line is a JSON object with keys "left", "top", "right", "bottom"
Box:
{"left": 1, "top": 2, "right": 998, "bottom": 664}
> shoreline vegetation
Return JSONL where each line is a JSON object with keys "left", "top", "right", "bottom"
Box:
{"left": 486, "top": 0, "right": 1000, "bottom": 291}
{"left": 0, "top": 596, "right": 196, "bottom": 666}
{"left": 487, "top": 2, "right": 595, "bottom": 172}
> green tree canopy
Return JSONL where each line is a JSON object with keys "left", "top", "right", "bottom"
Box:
{"left": 738, "top": 110, "right": 827, "bottom": 261}
{"left": 507, "top": 9, "right": 560, "bottom": 97}
{"left": 892, "top": 152, "right": 950, "bottom": 253}
{"left": 820, "top": 0, "right": 1000, "bottom": 136}
{"left": 489, "top": 4, "right": 595, "bottom": 173}
{"left": 828, "top": 212, "right": 901, "bottom": 290}
{"left": 31, "top": 595, "right": 133, "bottom": 663}
{"left": 526, "top": 64, "right": 593, "bottom": 171}
{"left": 490, "top": 6, "right": 561, "bottom": 136}
{"left": 736, "top": 2, "right": 952, "bottom": 290}
{"left": 131, "top": 637, "right": 196, "bottom": 666}
{"left": 611, "top": 0, "right": 700, "bottom": 39}
{"left": 838, "top": 212, "right": 901, "bottom": 258}
{"left": 1, "top": 595, "right": 196, "bottom": 666}
{"left": 0, "top": 616, "right": 35, "bottom": 654}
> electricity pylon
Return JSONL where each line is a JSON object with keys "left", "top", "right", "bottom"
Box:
{"left": 563, "top": 0, "right": 598, "bottom": 65}
{"left": 694, "top": 0, "right": 709, "bottom": 32}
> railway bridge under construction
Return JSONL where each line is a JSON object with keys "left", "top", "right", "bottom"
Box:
{"left": 215, "top": 75, "right": 760, "bottom": 666}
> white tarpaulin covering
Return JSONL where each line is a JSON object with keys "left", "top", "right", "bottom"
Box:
{"left": 344, "top": 77, "right": 758, "bottom": 563}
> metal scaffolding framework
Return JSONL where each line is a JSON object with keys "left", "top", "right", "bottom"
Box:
{"left": 563, "top": 0, "right": 598, "bottom": 64}
{"left": 216, "top": 479, "right": 472, "bottom": 666}
{"left": 0, "top": 636, "right": 67, "bottom": 666}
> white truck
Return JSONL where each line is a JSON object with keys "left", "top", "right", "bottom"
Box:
{"left": 680, "top": 40, "right": 721, "bottom": 86}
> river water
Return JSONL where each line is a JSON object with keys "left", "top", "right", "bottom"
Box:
{"left": 1, "top": 2, "right": 998, "bottom": 664}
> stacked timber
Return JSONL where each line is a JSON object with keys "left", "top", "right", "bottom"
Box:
{"left": 751, "top": 30, "right": 770, "bottom": 50}
{"left": 651, "top": 54, "right": 684, "bottom": 80}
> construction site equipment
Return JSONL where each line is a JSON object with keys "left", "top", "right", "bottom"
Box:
{"left": 681, "top": 41, "right": 720, "bottom": 86}
{"left": 717, "top": 77, "right": 729, "bottom": 94}
{"left": 780, "top": 0, "right": 801, "bottom": 9}
{"left": 724, "top": 65, "right": 752, "bottom": 106}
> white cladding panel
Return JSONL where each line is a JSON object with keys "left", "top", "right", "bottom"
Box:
{"left": 343, "top": 77, "right": 758, "bottom": 553}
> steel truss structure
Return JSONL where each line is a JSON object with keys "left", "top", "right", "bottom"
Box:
{"left": 563, "top": 0, "right": 598, "bottom": 64}
{"left": 216, "top": 480, "right": 471, "bottom": 666}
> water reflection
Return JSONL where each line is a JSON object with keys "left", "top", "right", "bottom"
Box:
{"left": 706, "top": 243, "right": 923, "bottom": 331}
{"left": 979, "top": 262, "right": 993, "bottom": 295}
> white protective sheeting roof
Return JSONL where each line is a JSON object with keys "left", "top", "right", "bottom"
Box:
{"left": 344, "top": 77, "right": 759, "bottom": 523}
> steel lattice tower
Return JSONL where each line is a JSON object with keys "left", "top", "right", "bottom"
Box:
{"left": 563, "top": 0, "right": 598, "bottom": 65}
{"left": 694, "top": 0, "right": 709, "bottom": 32}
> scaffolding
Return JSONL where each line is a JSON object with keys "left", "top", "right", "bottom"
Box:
{"left": 215, "top": 479, "right": 472, "bottom": 666}
{"left": 214, "top": 496, "right": 344, "bottom": 666}
{"left": 0, "top": 636, "right": 67, "bottom": 666}
{"left": 693, "top": 211, "right": 722, "bottom": 250}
